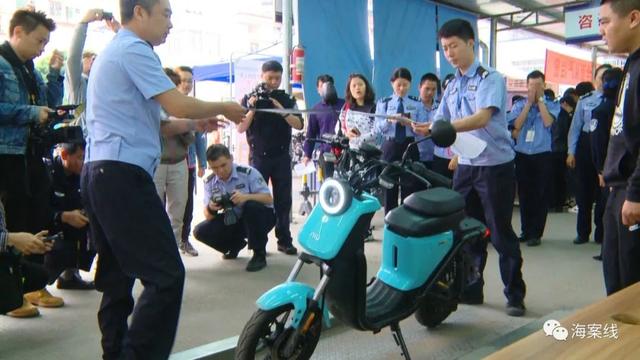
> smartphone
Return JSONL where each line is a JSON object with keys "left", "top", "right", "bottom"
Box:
{"left": 43, "top": 232, "right": 63, "bottom": 243}
{"left": 103, "top": 12, "right": 113, "bottom": 21}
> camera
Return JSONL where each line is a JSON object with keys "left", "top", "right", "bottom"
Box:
{"left": 210, "top": 190, "right": 238, "bottom": 226}
{"left": 30, "top": 105, "right": 84, "bottom": 155}
{"left": 248, "top": 83, "right": 286, "bottom": 109}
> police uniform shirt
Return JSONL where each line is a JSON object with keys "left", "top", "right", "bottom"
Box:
{"left": 84, "top": 29, "right": 176, "bottom": 177}
{"left": 567, "top": 91, "right": 603, "bottom": 155}
{"left": 416, "top": 100, "right": 439, "bottom": 161}
{"left": 203, "top": 164, "right": 272, "bottom": 217}
{"left": 507, "top": 98, "right": 560, "bottom": 155}
{"left": 434, "top": 60, "right": 514, "bottom": 166}
{"left": 374, "top": 94, "right": 424, "bottom": 140}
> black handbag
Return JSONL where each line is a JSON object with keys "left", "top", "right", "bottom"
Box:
{"left": 0, "top": 253, "right": 24, "bottom": 314}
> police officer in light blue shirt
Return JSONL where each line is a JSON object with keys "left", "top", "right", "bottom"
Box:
{"left": 80, "top": 1, "right": 245, "bottom": 358}
{"left": 374, "top": 67, "right": 423, "bottom": 213}
{"left": 507, "top": 70, "right": 560, "bottom": 247}
{"left": 566, "top": 64, "right": 611, "bottom": 245}
{"left": 424, "top": 19, "right": 526, "bottom": 317}
{"left": 194, "top": 144, "right": 275, "bottom": 272}
{"left": 414, "top": 73, "right": 441, "bottom": 170}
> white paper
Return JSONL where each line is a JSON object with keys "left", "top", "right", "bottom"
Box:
{"left": 451, "top": 132, "right": 487, "bottom": 159}
{"left": 293, "top": 162, "right": 316, "bottom": 176}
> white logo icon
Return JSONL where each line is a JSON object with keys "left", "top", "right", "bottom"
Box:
{"left": 553, "top": 326, "right": 569, "bottom": 341}
{"left": 543, "top": 319, "right": 561, "bottom": 336}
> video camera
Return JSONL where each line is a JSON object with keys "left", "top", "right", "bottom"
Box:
{"left": 211, "top": 190, "right": 238, "bottom": 226}
{"left": 248, "top": 82, "right": 286, "bottom": 109}
{"left": 30, "top": 105, "right": 84, "bottom": 153}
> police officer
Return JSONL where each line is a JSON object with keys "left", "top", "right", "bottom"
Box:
{"left": 194, "top": 144, "right": 275, "bottom": 272}
{"left": 374, "top": 67, "right": 423, "bottom": 213}
{"left": 566, "top": 64, "right": 612, "bottom": 245}
{"left": 416, "top": 73, "right": 440, "bottom": 170}
{"left": 81, "top": 0, "right": 245, "bottom": 357}
{"left": 508, "top": 70, "right": 560, "bottom": 247}
{"left": 589, "top": 67, "right": 622, "bottom": 262}
{"left": 238, "top": 60, "right": 302, "bottom": 256}
{"left": 422, "top": 19, "right": 526, "bottom": 316}
{"left": 45, "top": 142, "right": 95, "bottom": 290}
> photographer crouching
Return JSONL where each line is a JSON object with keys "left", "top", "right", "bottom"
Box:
{"left": 44, "top": 142, "right": 95, "bottom": 290}
{"left": 193, "top": 144, "right": 276, "bottom": 272}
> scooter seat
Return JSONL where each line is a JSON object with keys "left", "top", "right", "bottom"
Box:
{"left": 403, "top": 188, "right": 465, "bottom": 217}
{"left": 385, "top": 206, "right": 464, "bottom": 238}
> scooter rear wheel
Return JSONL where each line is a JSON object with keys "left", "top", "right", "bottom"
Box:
{"left": 235, "top": 305, "right": 322, "bottom": 360}
{"left": 414, "top": 294, "right": 457, "bottom": 329}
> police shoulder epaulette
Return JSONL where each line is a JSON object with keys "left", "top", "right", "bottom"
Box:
{"left": 380, "top": 97, "right": 392, "bottom": 103}
{"left": 408, "top": 95, "right": 420, "bottom": 102}
{"left": 236, "top": 166, "right": 251, "bottom": 175}
{"left": 205, "top": 173, "right": 216, "bottom": 183}
{"left": 476, "top": 66, "right": 490, "bottom": 80}
{"left": 580, "top": 91, "right": 593, "bottom": 100}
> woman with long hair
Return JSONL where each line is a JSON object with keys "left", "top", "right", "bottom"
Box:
{"left": 337, "top": 73, "right": 378, "bottom": 149}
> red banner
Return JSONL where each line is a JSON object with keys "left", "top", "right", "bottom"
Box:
{"left": 544, "top": 50, "right": 593, "bottom": 85}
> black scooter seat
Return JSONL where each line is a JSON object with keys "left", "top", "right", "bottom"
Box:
{"left": 403, "top": 188, "right": 464, "bottom": 217}
{"left": 385, "top": 206, "right": 464, "bottom": 238}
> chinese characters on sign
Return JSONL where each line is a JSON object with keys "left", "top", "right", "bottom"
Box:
{"left": 578, "top": 14, "right": 593, "bottom": 30}
{"left": 544, "top": 50, "right": 593, "bottom": 85}
{"left": 543, "top": 319, "right": 620, "bottom": 341}
{"left": 565, "top": 5, "right": 601, "bottom": 43}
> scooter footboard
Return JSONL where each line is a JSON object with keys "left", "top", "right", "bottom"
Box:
{"left": 256, "top": 282, "right": 331, "bottom": 328}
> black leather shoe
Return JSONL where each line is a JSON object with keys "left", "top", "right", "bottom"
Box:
{"left": 593, "top": 254, "right": 603, "bottom": 261}
{"left": 57, "top": 275, "right": 95, "bottom": 290}
{"left": 222, "top": 240, "right": 247, "bottom": 260}
{"left": 246, "top": 252, "right": 267, "bottom": 272}
{"left": 506, "top": 302, "right": 526, "bottom": 317}
{"left": 573, "top": 237, "right": 589, "bottom": 244}
{"left": 277, "top": 244, "right": 298, "bottom": 255}
{"left": 518, "top": 235, "right": 527, "bottom": 243}
{"left": 460, "top": 292, "right": 484, "bottom": 305}
{"left": 526, "top": 238, "right": 541, "bottom": 247}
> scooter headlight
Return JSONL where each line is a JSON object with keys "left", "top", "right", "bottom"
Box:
{"left": 318, "top": 178, "right": 352, "bottom": 216}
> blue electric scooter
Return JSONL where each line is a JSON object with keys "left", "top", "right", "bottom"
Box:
{"left": 235, "top": 121, "right": 488, "bottom": 360}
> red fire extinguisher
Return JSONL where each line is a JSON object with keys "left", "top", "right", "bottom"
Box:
{"left": 291, "top": 45, "right": 305, "bottom": 84}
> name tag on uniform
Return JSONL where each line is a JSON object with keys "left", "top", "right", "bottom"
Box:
{"left": 468, "top": 85, "right": 477, "bottom": 91}
{"left": 235, "top": 184, "right": 246, "bottom": 189}
{"left": 525, "top": 130, "right": 535, "bottom": 143}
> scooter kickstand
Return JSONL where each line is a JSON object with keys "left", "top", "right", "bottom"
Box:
{"left": 390, "top": 322, "right": 412, "bottom": 360}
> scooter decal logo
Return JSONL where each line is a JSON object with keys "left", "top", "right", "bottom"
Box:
{"left": 310, "top": 232, "right": 321, "bottom": 241}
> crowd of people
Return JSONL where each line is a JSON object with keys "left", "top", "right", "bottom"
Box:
{"left": 1, "top": 0, "right": 640, "bottom": 358}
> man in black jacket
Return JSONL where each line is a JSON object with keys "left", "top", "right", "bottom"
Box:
{"left": 237, "top": 61, "right": 303, "bottom": 256}
{"left": 598, "top": 0, "right": 640, "bottom": 295}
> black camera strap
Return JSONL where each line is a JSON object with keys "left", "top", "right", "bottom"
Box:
{"left": 0, "top": 41, "right": 40, "bottom": 105}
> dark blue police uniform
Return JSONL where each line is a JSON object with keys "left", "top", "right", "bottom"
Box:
{"left": 568, "top": 91, "right": 605, "bottom": 243}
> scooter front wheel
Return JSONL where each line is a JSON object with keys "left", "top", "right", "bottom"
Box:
{"left": 235, "top": 305, "right": 322, "bottom": 360}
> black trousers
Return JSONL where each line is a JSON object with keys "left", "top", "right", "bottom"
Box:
{"left": 432, "top": 155, "right": 454, "bottom": 179}
{"left": 181, "top": 167, "right": 196, "bottom": 243}
{"left": 193, "top": 201, "right": 275, "bottom": 254}
{"left": 0, "top": 255, "right": 49, "bottom": 313}
{"left": 603, "top": 187, "right": 640, "bottom": 295}
{"left": 515, "top": 152, "right": 552, "bottom": 239}
{"left": 250, "top": 153, "right": 293, "bottom": 246}
{"left": 575, "top": 133, "right": 605, "bottom": 242}
{"left": 81, "top": 161, "right": 185, "bottom": 360}
{"left": 549, "top": 151, "right": 568, "bottom": 209}
{"left": 381, "top": 138, "right": 419, "bottom": 214}
{"left": 454, "top": 161, "right": 526, "bottom": 304}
